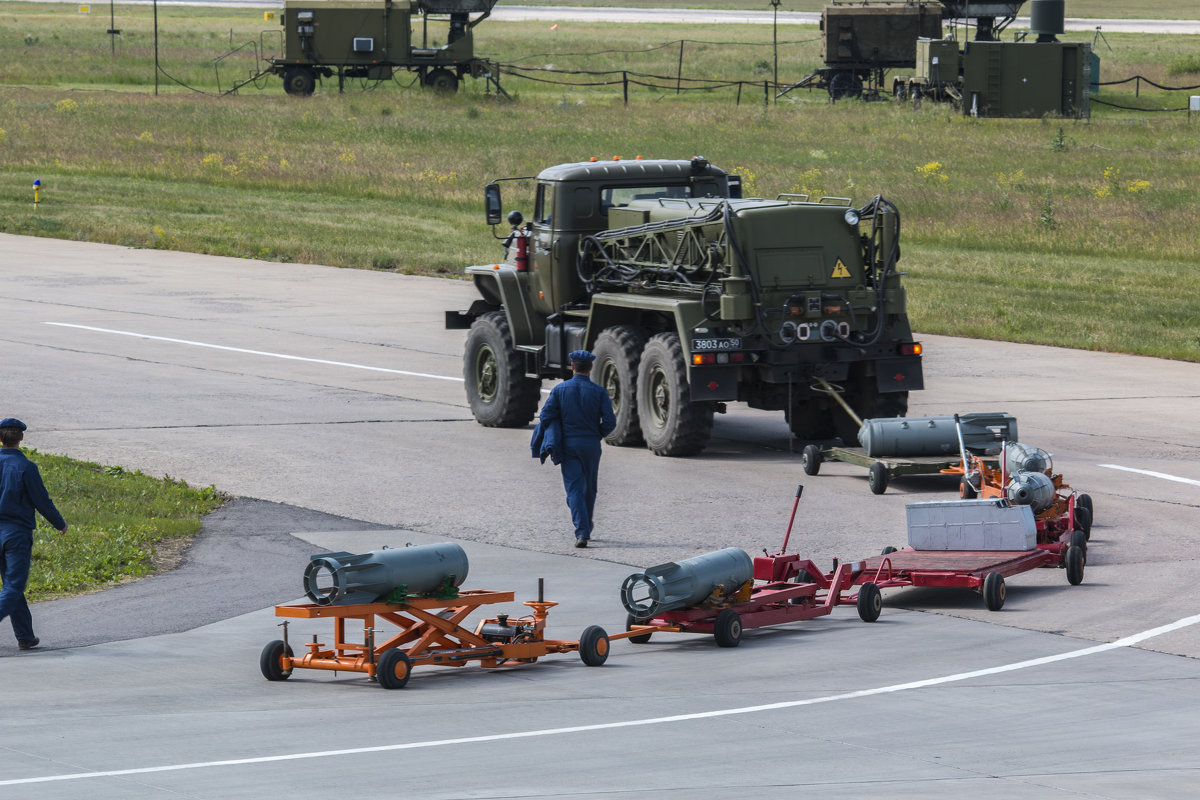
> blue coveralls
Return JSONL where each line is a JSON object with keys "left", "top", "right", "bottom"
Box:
{"left": 535, "top": 374, "right": 616, "bottom": 542}
{"left": 0, "top": 448, "right": 66, "bottom": 644}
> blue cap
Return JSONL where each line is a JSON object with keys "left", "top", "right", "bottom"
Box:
{"left": 0, "top": 418, "right": 27, "bottom": 431}
{"left": 568, "top": 350, "right": 595, "bottom": 363}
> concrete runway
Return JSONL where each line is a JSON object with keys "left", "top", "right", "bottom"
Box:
{"left": 1, "top": 233, "right": 1198, "bottom": 797}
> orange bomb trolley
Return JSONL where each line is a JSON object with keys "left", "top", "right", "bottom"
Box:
{"left": 260, "top": 543, "right": 609, "bottom": 689}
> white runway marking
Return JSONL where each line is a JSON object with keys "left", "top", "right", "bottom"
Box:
{"left": 1099, "top": 463, "right": 1200, "bottom": 488}
{"left": 45, "top": 322, "right": 463, "bottom": 383}
{"left": 4, "top": 613, "right": 1198, "bottom": 787}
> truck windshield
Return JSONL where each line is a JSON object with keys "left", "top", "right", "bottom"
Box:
{"left": 600, "top": 185, "right": 692, "bottom": 218}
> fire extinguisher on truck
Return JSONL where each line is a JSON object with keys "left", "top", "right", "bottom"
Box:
{"left": 503, "top": 210, "right": 531, "bottom": 272}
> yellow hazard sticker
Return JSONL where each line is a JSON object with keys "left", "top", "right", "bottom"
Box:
{"left": 831, "top": 258, "right": 851, "bottom": 279}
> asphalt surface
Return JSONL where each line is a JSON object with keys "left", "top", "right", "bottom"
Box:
{"left": 0, "top": 233, "right": 1198, "bottom": 798}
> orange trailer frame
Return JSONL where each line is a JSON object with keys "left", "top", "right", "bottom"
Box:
{"left": 260, "top": 583, "right": 609, "bottom": 689}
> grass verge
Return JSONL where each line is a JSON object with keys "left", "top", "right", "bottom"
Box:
{"left": 25, "top": 450, "right": 225, "bottom": 602}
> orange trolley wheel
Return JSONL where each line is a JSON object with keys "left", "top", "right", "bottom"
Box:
{"left": 578, "top": 625, "right": 610, "bottom": 666}
{"left": 377, "top": 649, "right": 413, "bottom": 690}
{"left": 259, "top": 640, "right": 294, "bottom": 681}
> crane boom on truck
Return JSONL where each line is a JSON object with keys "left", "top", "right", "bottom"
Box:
{"left": 445, "top": 157, "right": 923, "bottom": 456}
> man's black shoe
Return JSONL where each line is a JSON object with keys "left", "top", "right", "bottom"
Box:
{"left": 17, "top": 637, "right": 40, "bottom": 651}
{"left": 575, "top": 539, "right": 588, "bottom": 548}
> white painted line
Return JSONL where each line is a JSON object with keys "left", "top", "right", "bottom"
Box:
{"left": 1099, "top": 464, "right": 1200, "bottom": 488}
{"left": 4, "top": 612, "right": 1198, "bottom": 788}
{"left": 45, "top": 322, "right": 463, "bottom": 383}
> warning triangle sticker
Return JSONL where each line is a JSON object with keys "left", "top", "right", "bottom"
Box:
{"left": 831, "top": 258, "right": 851, "bottom": 279}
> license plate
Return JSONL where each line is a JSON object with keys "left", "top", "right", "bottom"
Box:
{"left": 692, "top": 337, "right": 741, "bottom": 351}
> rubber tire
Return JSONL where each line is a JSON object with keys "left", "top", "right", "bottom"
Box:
{"left": 881, "top": 546, "right": 897, "bottom": 555}
{"left": 282, "top": 67, "right": 316, "bottom": 96}
{"left": 868, "top": 462, "right": 889, "bottom": 495}
{"left": 579, "top": 625, "right": 610, "bottom": 666}
{"left": 893, "top": 82, "right": 907, "bottom": 101}
{"left": 787, "top": 397, "right": 837, "bottom": 441}
{"left": 1074, "top": 506, "right": 1092, "bottom": 541}
{"left": 424, "top": 68, "right": 459, "bottom": 93}
{"left": 960, "top": 476, "right": 978, "bottom": 500}
{"left": 857, "top": 582, "right": 882, "bottom": 622}
{"left": 376, "top": 648, "right": 412, "bottom": 689}
{"left": 828, "top": 69, "right": 863, "bottom": 100}
{"left": 834, "top": 378, "right": 908, "bottom": 447}
{"left": 1077, "top": 493, "right": 1094, "bottom": 520}
{"left": 713, "top": 609, "right": 742, "bottom": 648}
{"left": 259, "top": 640, "right": 294, "bottom": 681}
{"left": 625, "top": 613, "right": 653, "bottom": 644}
{"left": 464, "top": 311, "right": 541, "bottom": 427}
{"left": 1075, "top": 494, "right": 1094, "bottom": 540}
{"left": 1066, "top": 544, "right": 1085, "bottom": 586}
{"left": 592, "top": 325, "right": 648, "bottom": 446}
{"left": 983, "top": 571, "right": 1006, "bottom": 611}
{"left": 801, "top": 444, "right": 822, "bottom": 476}
{"left": 1070, "top": 529, "right": 1088, "bottom": 563}
{"left": 636, "top": 332, "right": 714, "bottom": 457}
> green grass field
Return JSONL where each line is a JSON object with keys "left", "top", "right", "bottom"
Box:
{"left": 24, "top": 450, "right": 224, "bottom": 602}
{"left": 1, "top": 3, "right": 1199, "bottom": 363}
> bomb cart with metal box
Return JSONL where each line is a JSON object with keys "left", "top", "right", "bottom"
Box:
{"left": 446, "top": 157, "right": 924, "bottom": 457}
{"left": 259, "top": 543, "right": 611, "bottom": 689}
{"left": 606, "top": 487, "right": 884, "bottom": 649}
{"left": 848, "top": 496, "right": 1087, "bottom": 611}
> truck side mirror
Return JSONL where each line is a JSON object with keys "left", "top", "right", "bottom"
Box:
{"left": 485, "top": 183, "right": 502, "bottom": 226}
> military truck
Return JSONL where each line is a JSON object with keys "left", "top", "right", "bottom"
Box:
{"left": 444, "top": 157, "right": 924, "bottom": 456}
{"left": 268, "top": 0, "right": 499, "bottom": 96}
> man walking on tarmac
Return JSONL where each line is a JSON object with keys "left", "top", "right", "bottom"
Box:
{"left": 0, "top": 418, "right": 68, "bottom": 652}
{"left": 530, "top": 351, "right": 616, "bottom": 548}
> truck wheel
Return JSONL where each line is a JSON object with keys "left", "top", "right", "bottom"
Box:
{"left": 424, "top": 68, "right": 459, "bottom": 94}
{"left": 464, "top": 311, "right": 541, "bottom": 427}
{"left": 282, "top": 67, "right": 317, "bottom": 97}
{"left": 593, "top": 325, "right": 648, "bottom": 446}
{"left": 893, "top": 82, "right": 907, "bottom": 101}
{"left": 835, "top": 380, "right": 907, "bottom": 448}
{"left": 787, "top": 399, "right": 836, "bottom": 441}
{"left": 828, "top": 70, "right": 863, "bottom": 100}
{"left": 636, "top": 333, "right": 713, "bottom": 457}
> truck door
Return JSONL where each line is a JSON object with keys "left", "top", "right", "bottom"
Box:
{"left": 531, "top": 182, "right": 557, "bottom": 316}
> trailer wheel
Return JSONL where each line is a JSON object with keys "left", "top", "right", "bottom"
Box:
{"left": 828, "top": 70, "right": 863, "bottom": 100}
{"left": 282, "top": 67, "right": 316, "bottom": 97}
{"left": 376, "top": 648, "right": 412, "bottom": 689}
{"left": 713, "top": 609, "right": 742, "bottom": 648}
{"left": 801, "top": 444, "right": 822, "bottom": 476}
{"left": 594, "top": 325, "right": 648, "bottom": 446}
{"left": 579, "top": 625, "right": 610, "bottom": 666}
{"left": 259, "top": 640, "right": 294, "bottom": 681}
{"left": 857, "top": 582, "right": 882, "bottom": 622}
{"left": 982, "top": 571, "right": 1006, "bottom": 611}
{"left": 636, "top": 332, "right": 714, "bottom": 457}
{"left": 881, "top": 546, "right": 897, "bottom": 555}
{"left": 893, "top": 82, "right": 907, "bottom": 101}
{"left": 424, "top": 68, "right": 459, "bottom": 94}
{"left": 1066, "top": 545, "right": 1085, "bottom": 586}
{"left": 868, "top": 462, "right": 889, "bottom": 494}
{"left": 464, "top": 311, "right": 541, "bottom": 428}
{"left": 625, "top": 614, "right": 653, "bottom": 644}
{"left": 1070, "top": 529, "right": 1088, "bottom": 563}
{"left": 1075, "top": 494, "right": 1094, "bottom": 540}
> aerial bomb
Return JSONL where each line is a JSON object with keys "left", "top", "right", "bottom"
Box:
{"left": 1006, "top": 471, "right": 1056, "bottom": 513}
{"left": 1005, "top": 442, "right": 1052, "bottom": 474}
{"left": 858, "top": 412, "right": 1017, "bottom": 457}
{"left": 304, "top": 542, "right": 469, "bottom": 606}
{"left": 621, "top": 547, "right": 753, "bottom": 619}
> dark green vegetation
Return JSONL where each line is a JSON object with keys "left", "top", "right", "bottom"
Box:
{"left": 26, "top": 451, "right": 224, "bottom": 601}
{"left": 1, "top": 3, "right": 1198, "bottom": 360}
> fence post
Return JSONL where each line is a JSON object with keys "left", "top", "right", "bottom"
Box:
{"left": 623, "top": 71, "right": 628, "bottom": 106}
{"left": 677, "top": 40, "right": 684, "bottom": 95}
{"left": 764, "top": 80, "right": 768, "bottom": 108}
{"left": 1136, "top": 76, "right": 1140, "bottom": 97}
{"left": 736, "top": 81, "right": 742, "bottom": 106}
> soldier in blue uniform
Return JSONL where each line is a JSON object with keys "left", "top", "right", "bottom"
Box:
{"left": 0, "top": 418, "right": 68, "bottom": 652}
{"left": 531, "top": 351, "right": 616, "bottom": 548}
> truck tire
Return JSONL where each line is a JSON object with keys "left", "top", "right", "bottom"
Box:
{"left": 464, "top": 311, "right": 541, "bottom": 427}
{"left": 282, "top": 67, "right": 317, "bottom": 97}
{"left": 835, "top": 381, "right": 908, "bottom": 447}
{"left": 424, "top": 68, "right": 459, "bottom": 94}
{"left": 636, "top": 333, "right": 714, "bottom": 457}
{"left": 593, "top": 325, "right": 648, "bottom": 447}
